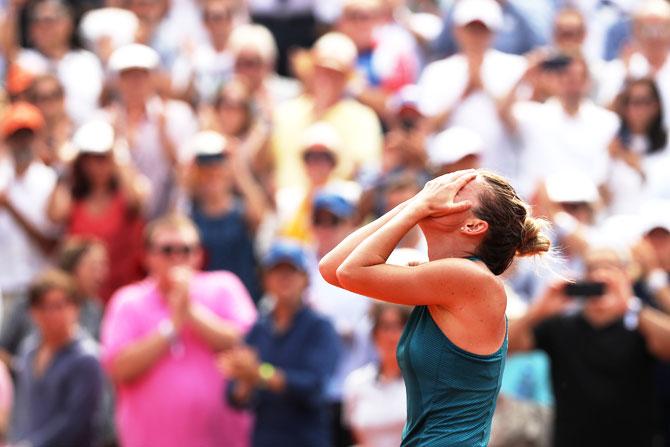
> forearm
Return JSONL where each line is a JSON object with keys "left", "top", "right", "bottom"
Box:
{"left": 319, "top": 200, "right": 410, "bottom": 286}
{"left": 5, "top": 202, "right": 57, "bottom": 254}
{"left": 639, "top": 306, "right": 670, "bottom": 361}
{"left": 508, "top": 307, "right": 543, "bottom": 354}
{"left": 110, "top": 329, "right": 170, "bottom": 383}
{"left": 187, "top": 304, "right": 240, "bottom": 351}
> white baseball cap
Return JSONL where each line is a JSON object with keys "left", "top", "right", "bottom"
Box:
{"left": 453, "top": 0, "right": 503, "bottom": 31}
{"left": 301, "top": 122, "right": 342, "bottom": 152}
{"left": 545, "top": 172, "right": 600, "bottom": 203}
{"left": 640, "top": 199, "right": 670, "bottom": 234}
{"left": 428, "top": 127, "right": 483, "bottom": 167}
{"left": 79, "top": 8, "right": 139, "bottom": 51}
{"left": 108, "top": 43, "right": 160, "bottom": 72}
{"left": 73, "top": 120, "right": 115, "bottom": 155}
{"left": 190, "top": 131, "right": 229, "bottom": 158}
{"left": 312, "top": 32, "right": 358, "bottom": 73}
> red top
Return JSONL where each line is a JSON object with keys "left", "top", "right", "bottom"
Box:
{"left": 68, "top": 193, "right": 145, "bottom": 303}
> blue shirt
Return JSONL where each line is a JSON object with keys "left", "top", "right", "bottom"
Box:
{"left": 10, "top": 331, "right": 103, "bottom": 447}
{"left": 228, "top": 306, "right": 341, "bottom": 447}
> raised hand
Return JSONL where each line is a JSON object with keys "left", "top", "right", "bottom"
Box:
{"left": 410, "top": 169, "right": 477, "bottom": 218}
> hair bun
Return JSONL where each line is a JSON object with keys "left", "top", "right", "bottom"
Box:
{"left": 517, "top": 216, "right": 551, "bottom": 257}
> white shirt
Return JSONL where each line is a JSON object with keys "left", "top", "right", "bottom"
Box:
{"left": 16, "top": 49, "right": 103, "bottom": 125}
{"left": 171, "top": 43, "right": 234, "bottom": 103}
{"left": 513, "top": 98, "right": 619, "bottom": 197}
{"left": 418, "top": 50, "right": 527, "bottom": 181}
{"left": 343, "top": 363, "right": 406, "bottom": 447}
{"left": 0, "top": 160, "right": 59, "bottom": 294}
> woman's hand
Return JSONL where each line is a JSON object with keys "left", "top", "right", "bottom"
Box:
{"left": 218, "top": 345, "right": 261, "bottom": 383}
{"left": 408, "top": 170, "right": 477, "bottom": 218}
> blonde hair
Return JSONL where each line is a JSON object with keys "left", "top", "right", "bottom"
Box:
{"left": 473, "top": 171, "right": 551, "bottom": 275}
{"left": 228, "top": 24, "right": 278, "bottom": 65}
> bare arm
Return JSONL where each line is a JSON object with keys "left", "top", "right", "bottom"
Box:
{"left": 108, "top": 328, "right": 172, "bottom": 383}
{"left": 639, "top": 305, "right": 670, "bottom": 361}
{"left": 1, "top": 194, "right": 58, "bottom": 254}
{"left": 187, "top": 303, "right": 241, "bottom": 352}
{"left": 231, "top": 147, "right": 269, "bottom": 232}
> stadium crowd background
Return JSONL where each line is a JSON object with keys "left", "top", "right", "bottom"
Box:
{"left": 0, "top": 0, "right": 670, "bottom": 445}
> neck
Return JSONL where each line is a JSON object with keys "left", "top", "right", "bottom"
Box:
{"left": 14, "top": 159, "right": 32, "bottom": 177}
{"left": 646, "top": 50, "right": 668, "bottom": 71}
{"left": 561, "top": 97, "right": 582, "bottom": 116}
{"left": 41, "top": 45, "right": 69, "bottom": 60}
{"left": 379, "top": 354, "right": 401, "bottom": 380}
{"left": 273, "top": 299, "right": 301, "bottom": 330}
{"left": 42, "top": 325, "right": 76, "bottom": 351}
{"left": 211, "top": 34, "right": 229, "bottom": 52}
{"left": 422, "top": 229, "right": 474, "bottom": 262}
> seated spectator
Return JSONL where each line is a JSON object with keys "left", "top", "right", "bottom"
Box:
{"left": 9, "top": 269, "right": 103, "bottom": 447}
{"left": 48, "top": 120, "right": 147, "bottom": 303}
{"left": 271, "top": 32, "right": 382, "bottom": 189}
{"left": 27, "top": 75, "right": 72, "bottom": 168}
{"left": 0, "top": 238, "right": 109, "bottom": 364}
{"left": 509, "top": 246, "right": 670, "bottom": 447}
{"left": 222, "top": 240, "right": 341, "bottom": 447}
{"left": 105, "top": 43, "right": 198, "bottom": 220}
{"left": 276, "top": 122, "right": 361, "bottom": 244}
{"left": 184, "top": 130, "right": 267, "bottom": 302}
{"left": 607, "top": 78, "right": 668, "bottom": 214}
{"left": 343, "top": 302, "right": 411, "bottom": 447}
{"left": 101, "top": 213, "right": 256, "bottom": 447}
{"left": 13, "top": 0, "right": 104, "bottom": 124}
{"left": 0, "top": 103, "right": 59, "bottom": 304}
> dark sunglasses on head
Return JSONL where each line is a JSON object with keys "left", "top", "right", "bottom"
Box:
{"left": 153, "top": 244, "right": 197, "bottom": 257}
{"left": 302, "top": 150, "right": 336, "bottom": 165}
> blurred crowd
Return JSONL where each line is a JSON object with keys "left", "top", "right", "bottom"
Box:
{"left": 0, "top": 0, "right": 669, "bottom": 446}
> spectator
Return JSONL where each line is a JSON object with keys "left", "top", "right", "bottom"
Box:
{"left": 607, "top": 78, "right": 668, "bottom": 214}
{"left": 337, "top": 0, "right": 419, "bottom": 116}
{"left": 48, "top": 120, "right": 147, "bottom": 303}
{"left": 418, "top": 0, "right": 527, "bottom": 182}
{"left": 551, "top": 8, "right": 587, "bottom": 58}
{"left": 0, "top": 361, "right": 10, "bottom": 447}
{"left": 105, "top": 43, "right": 198, "bottom": 220}
{"left": 184, "top": 130, "right": 268, "bottom": 302}
{"left": 276, "top": 122, "right": 361, "bottom": 244}
{"left": 13, "top": 0, "right": 104, "bottom": 124}
{"left": 0, "top": 102, "right": 58, "bottom": 304}
{"left": 426, "top": 126, "right": 483, "bottom": 176}
{"left": 0, "top": 238, "right": 109, "bottom": 365}
{"left": 101, "top": 213, "right": 256, "bottom": 447}
{"left": 306, "top": 190, "right": 374, "bottom": 447}
{"left": 222, "top": 240, "right": 341, "bottom": 447}
{"left": 9, "top": 269, "right": 104, "bottom": 447}
{"left": 503, "top": 56, "right": 619, "bottom": 197}
{"left": 508, "top": 246, "right": 670, "bottom": 447}
{"left": 170, "top": 0, "right": 236, "bottom": 104}
{"left": 27, "top": 75, "right": 72, "bottom": 168}
{"left": 343, "top": 302, "right": 411, "bottom": 447}
{"left": 432, "top": 0, "right": 544, "bottom": 58}
{"left": 272, "top": 32, "right": 383, "bottom": 189}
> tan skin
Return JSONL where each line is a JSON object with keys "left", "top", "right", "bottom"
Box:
{"left": 108, "top": 226, "right": 241, "bottom": 384}
{"left": 321, "top": 170, "right": 508, "bottom": 356}
{"left": 509, "top": 249, "right": 670, "bottom": 360}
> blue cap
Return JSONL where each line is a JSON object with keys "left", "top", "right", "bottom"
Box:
{"left": 313, "top": 191, "right": 355, "bottom": 219}
{"left": 262, "top": 240, "right": 310, "bottom": 273}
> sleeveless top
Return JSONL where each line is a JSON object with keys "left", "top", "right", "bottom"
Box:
{"left": 397, "top": 305, "right": 507, "bottom": 446}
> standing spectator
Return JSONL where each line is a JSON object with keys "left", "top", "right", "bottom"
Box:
{"left": 418, "top": 0, "right": 527, "bottom": 181}
{"left": 101, "top": 214, "right": 256, "bottom": 447}
{"left": 105, "top": 43, "right": 198, "bottom": 220}
{"left": 170, "top": 0, "right": 236, "bottom": 104}
{"left": 503, "top": 56, "right": 619, "bottom": 197}
{"left": 27, "top": 75, "right": 72, "bottom": 168}
{"left": 48, "top": 120, "right": 147, "bottom": 303}
{"left": 184, "top": 130, "right": 268, "bottom": 302}
{"left": 509, "top": 246, "right": 670, "bottom": 447}
{"left": 307, "top": 190, "right": 374, "bottom": 447}
{"left": 343, "top": 303, "right": 411, "bottom": 447}
{"left": 222, "top": 240, "right": 341, "bottom": 447}
{"left": 432, "top": 0, "right": 544, "bottom": 58}
{"left": 337, "top": 0, "right": 419, "bottom": 116}
{"left": 10, "top": 269, "right": 103, "bottom": 447}
{"left": 13, "top": 0, "right": 104, "bottom": 124}
{"left": 0, "top": 361, "right": 10, "bottom": 447}
{"left": 607, "top": 78, "right": 668, "bottom": 214}
{"left": 0, "top": 102, "right": 58, "bottom": 304}
{"left": 271, "top": 32, "right": 383, "bottom": 189}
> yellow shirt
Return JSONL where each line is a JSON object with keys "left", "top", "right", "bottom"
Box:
{"left": 271, "top": 95, "right": 383, "bottom": 189}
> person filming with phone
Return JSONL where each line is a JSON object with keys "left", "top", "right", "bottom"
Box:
{"left": 509, "top": 246, "right": 670, "bottom": 447}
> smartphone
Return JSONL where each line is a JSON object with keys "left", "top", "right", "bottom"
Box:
{"left": 540, "top": 54, "right": 572, "bottom": 72}
{"left": 564, "top": 282, "right": 606, "bottom": 298}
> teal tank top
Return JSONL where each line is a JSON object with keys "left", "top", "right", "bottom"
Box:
{"left": 397, "top": 305, "right": 507, "bottom": 446}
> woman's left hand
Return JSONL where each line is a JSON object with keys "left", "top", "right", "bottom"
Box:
{"left": 409, "top": 170, "right": 477, "bottom": 218}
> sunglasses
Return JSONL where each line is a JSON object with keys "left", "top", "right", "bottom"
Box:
{"left": 625, "top": 96, "right": 656, "bottom": 107}
{"left": 204, "top": 10, "right": 232, "bottom": 22}
{"left": 302, "top": 150, "right": 336, "bottom": 165}
{"left": 153, "top": 244, "right": 197, "bottom": 257}
{"left": 312, "top": 213, "right": 344, "bottom": 227}
{"left": 195, "top": 152, "right": 228, "bottom": 165}
{"left": 235, "top": 57, "right": 264, "bottom": 69}
{"left": 33, "top": 89, "right": 64, "bottom": 103}
{"left": 31, "top": 14, "right": 65, "bottom": 24}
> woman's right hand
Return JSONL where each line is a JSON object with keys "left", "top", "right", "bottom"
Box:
{"left": 409, "top": 170, "right": 477, "bottom": 218}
